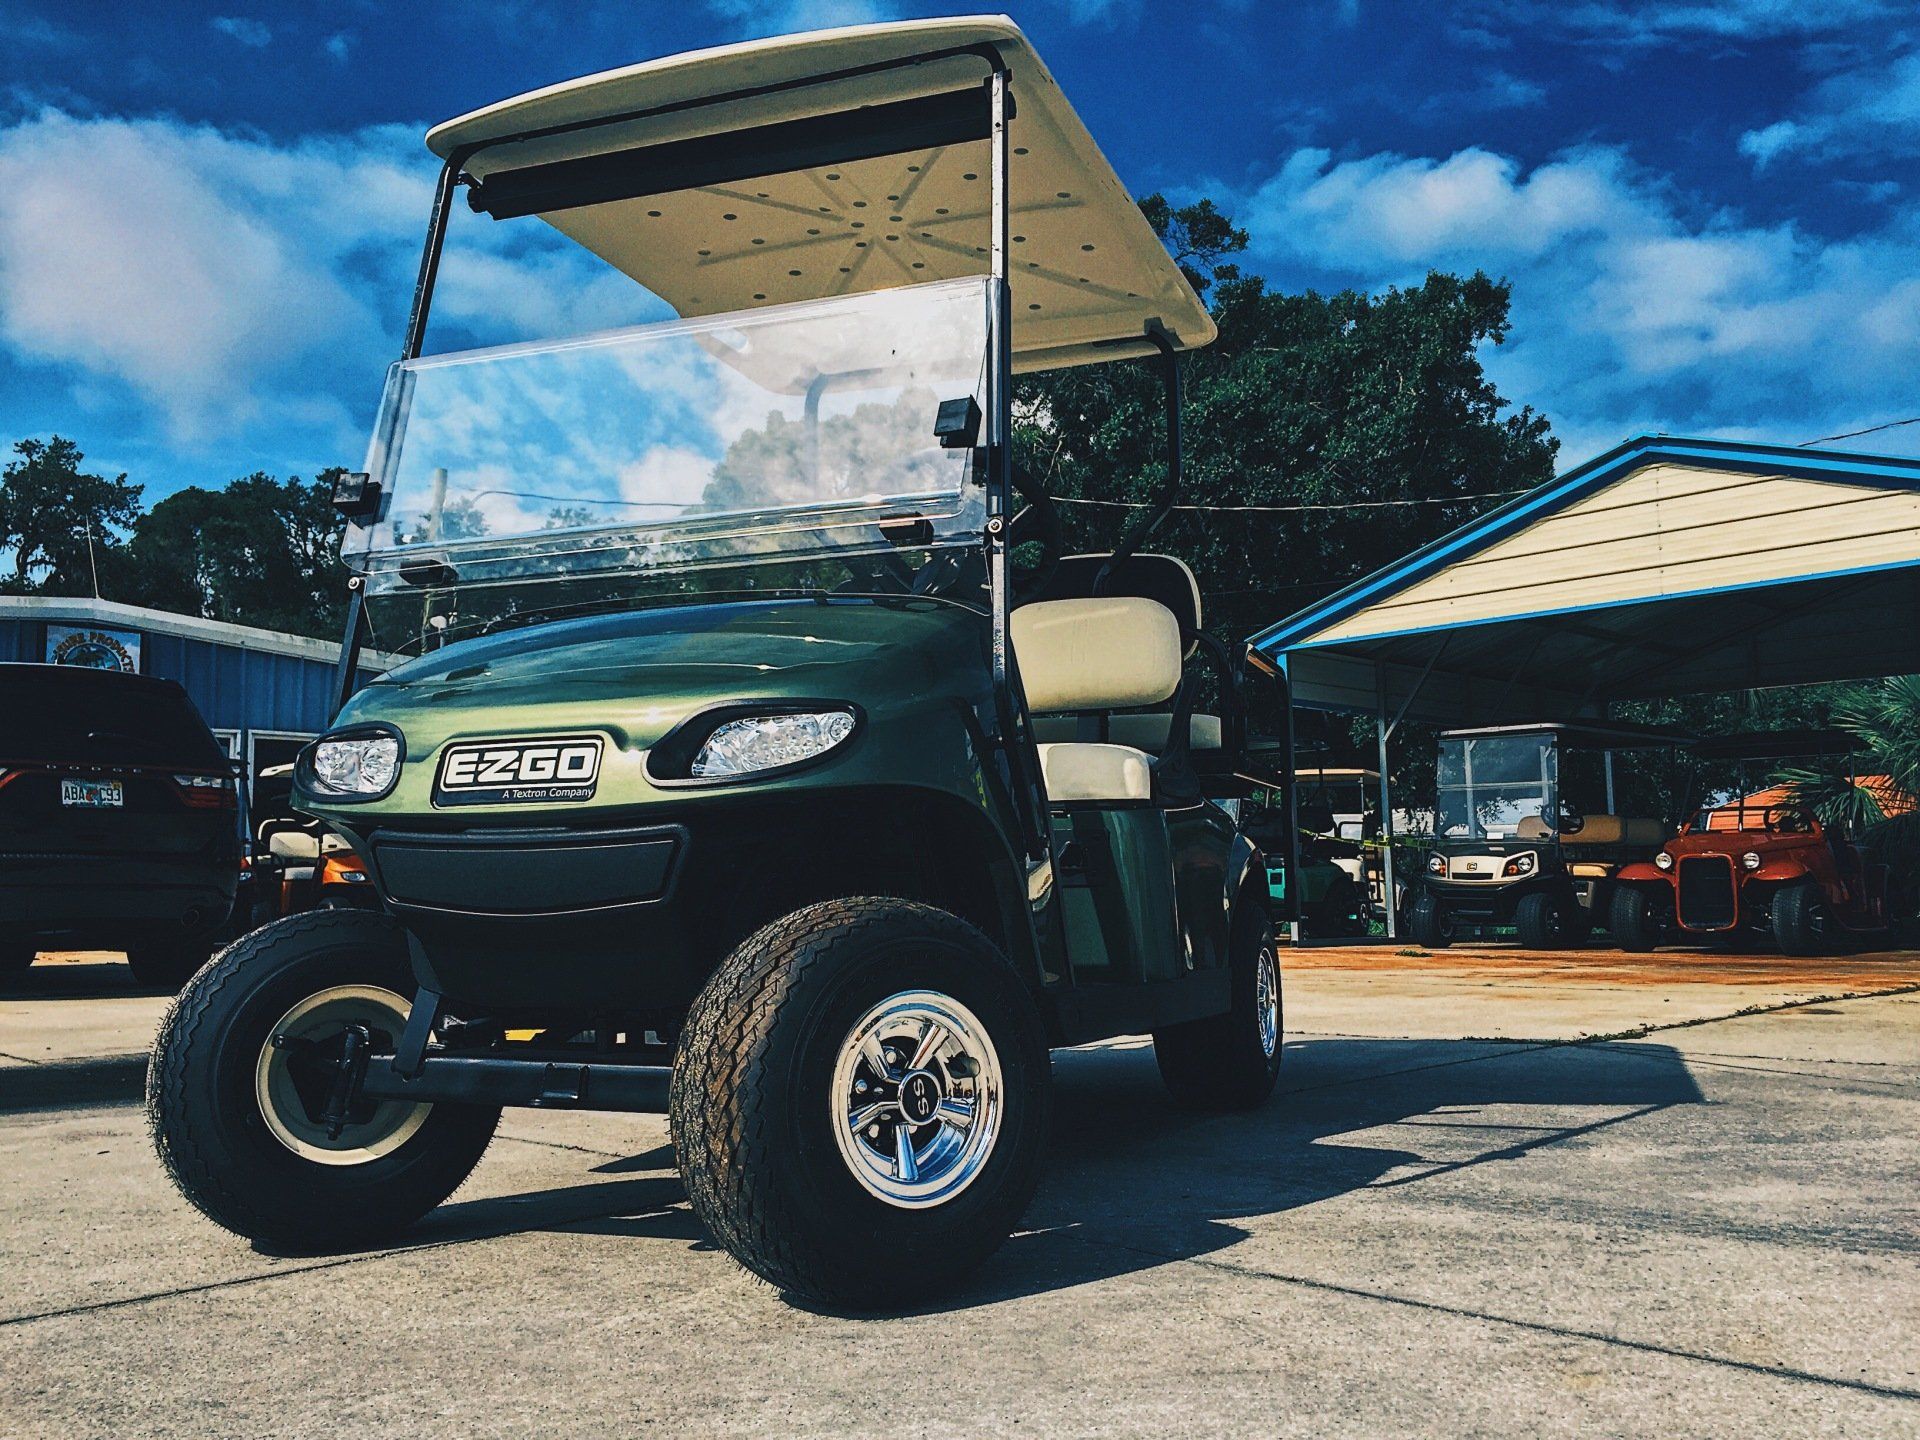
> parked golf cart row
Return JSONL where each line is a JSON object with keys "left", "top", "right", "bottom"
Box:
{"left": 1402, "top": 723, "right": 1901, "bottom": 956}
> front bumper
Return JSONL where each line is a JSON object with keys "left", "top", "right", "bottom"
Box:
{"left": 343, "top": 818, "right": 699, "bottom": 1013}
{"left": 0, "top": 853, "right": 235, "bottom": 941}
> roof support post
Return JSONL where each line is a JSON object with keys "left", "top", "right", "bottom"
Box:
{"left": 981, "top": 64, "right": 1043, "bottom": 858}
{"left": 401, "top": 150, "right": 471, "bottom": 362}
{"left": 329, "top": 579, "right": 366, "bottom": 718}
{"left": 1375, "top": 703, "right": 1397, "bottom": 941}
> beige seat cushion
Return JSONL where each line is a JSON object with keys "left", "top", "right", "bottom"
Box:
{"left": 1036, "top": 742, "right": 1153, "bottom": 804}
{"left": 268, "top": 830, "right": 322, "bottom": 861}
{"left": 1010, "top": 597, "right": 1182, "bottom": 714}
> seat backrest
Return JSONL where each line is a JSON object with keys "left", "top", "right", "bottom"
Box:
{"left": 1032, "top": 553, "right": 1201, "bottom": 638}
{"left": 1563, "top": 814, "right": 1665, "bottom": 847}
{"left": 1010, "top": 597, "right": 1183, "bottom": 714}
{"left": 267, "top": 829, "right": 322, "bottom": 861}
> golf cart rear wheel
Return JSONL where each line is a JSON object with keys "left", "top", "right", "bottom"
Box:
{"left": 1406, "top": 890, "right": 1454, "bottom": 949}
{"left": 1154, "top": 911, "right": 1282, "bottom": 1111}
{"left": 1771, "top": 882, "right": 1836, "bottom": 957}
{"left": 670, "top": 897, "right": 1049, "bottom": 1309}
{"left": 146, "top": 909, "right": 499, "bottom": 1250}
{"left": 1514, "top": 891, "right": 1571, "bottom": 949}
{"left": 1609, "top": 886, "right": 1664, "bottom": 952}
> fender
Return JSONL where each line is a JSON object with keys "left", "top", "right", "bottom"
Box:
{"left": 1228, "top": 831, "right": 1267, "bottom": 928}
{"left": 1751, "top": 857, "right": 1815, "bottom": 887}
{"left": 1614, "top": 861, "right": 1669, "bottom": 885}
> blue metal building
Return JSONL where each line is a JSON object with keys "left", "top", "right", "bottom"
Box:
{"left": 0, "top": 597, "right": 390, "bottom": 780}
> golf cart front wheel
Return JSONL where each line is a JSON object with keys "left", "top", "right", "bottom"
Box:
{"left": 1154, "top": 911, "right": 1283, "bottom": 1111}
{"left": 1609, "top": 886, "right": 1665, "bottom": 952}
{"left": 1771, "top": 882, "right": 1836, "bottom": 957}
{"left": 1405, "top": 890, "right": 1454, "bottom": 948}
{"left": 670, "top": 897, "right": 1050, "bottom": 1309}
{"left": 146, "top": 909, "right": 499, "bottom": 1250}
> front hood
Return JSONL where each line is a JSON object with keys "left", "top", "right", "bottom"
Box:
{"left": 337, "top": 596, "right": 986, "bottom": 756}
{"left": 1667, "top": 831, "right": 1807, "bottom": 859}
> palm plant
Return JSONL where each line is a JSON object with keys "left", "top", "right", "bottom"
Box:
{"left": 1778, "top": 675, "right": 1920, "bottom": 893}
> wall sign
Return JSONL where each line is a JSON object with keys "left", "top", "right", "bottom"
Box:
{"left": 45, "top": 625, "right": 142, "bottom": 673}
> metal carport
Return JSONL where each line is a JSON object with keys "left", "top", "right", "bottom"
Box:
{"left": 1248, "top": 435, "right": 1920, "bottom": 934}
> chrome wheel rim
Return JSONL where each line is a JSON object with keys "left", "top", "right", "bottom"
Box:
{"left": 1255, "top": 945, "right": 1281, "bottom": 1059}
{"left": 253, "top": 984, "right": 431, "bottom": 1166}
{"left": 830, "top": 990, "right": 1004, "bottom": 1209}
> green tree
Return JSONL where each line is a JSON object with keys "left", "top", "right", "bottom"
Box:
{"left": 125, "top": 470, "right": 350, "bottom": 638}
{"left": 1015, "top": 196, "right": 1559, "bottom": 651}
{"left": 0, "top": 437, "right": 143, "bottom": 594}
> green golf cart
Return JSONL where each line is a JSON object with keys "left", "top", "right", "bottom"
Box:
{"left": 147, "top": 17, "right": 1284, "bottom": 1309}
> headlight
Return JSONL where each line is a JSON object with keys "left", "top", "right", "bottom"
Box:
{"left": 1654, "top": 852, "right": 1674, "bottom": 871}
{"left": 309, "top": 735, "right": 401, "bottom": 797}
{"left": 691, "top": 710, "right": 856, "bottom": 779}
{"left": 1427, "top": 852, "right": 1447, "bottom": 874}
{"left": 1742, "top": 851, "right": 1762, "bottom": 871}
{"left": 1504, "top": 851, "right": 1537, "bottom": 877}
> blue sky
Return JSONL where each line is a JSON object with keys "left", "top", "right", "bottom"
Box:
{"left": 3, "top": 0, "right": 1918, "bottom": 501}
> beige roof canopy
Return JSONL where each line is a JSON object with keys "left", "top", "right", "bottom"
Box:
{"left": 425, "top": 15, "right": 1215, "bottom": 372}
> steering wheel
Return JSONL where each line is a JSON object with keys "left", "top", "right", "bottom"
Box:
{"left": 1770, "top": 806, "right": 1813, "bottom": 834}
{"left": 906, "top": 464, "right": 1065, "bottom": 602}
{"left": 1006, "top": 464, "right": 1064, "bottom": 603}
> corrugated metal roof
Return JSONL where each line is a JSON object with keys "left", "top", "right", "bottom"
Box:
{"left": 1254, "top": 436, "right": 1920, "bottom": 723}
{"left": 0, "top": 597, "right": 398, "bottom": 669}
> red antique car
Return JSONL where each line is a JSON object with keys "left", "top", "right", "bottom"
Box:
{"left": 1610, "top": 730, "right": 1896, "bottom": 956}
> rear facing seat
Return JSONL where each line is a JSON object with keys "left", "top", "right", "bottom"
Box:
{"left": 1030, "top": 712, "right": 1223, "bottom": 751}
{"left": 1010, "top": 594, "right": 1183, "bottom": 805}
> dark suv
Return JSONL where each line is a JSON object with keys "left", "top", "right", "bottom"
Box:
{"left": 0, "top": 664, "right": 239, "bottom": 988}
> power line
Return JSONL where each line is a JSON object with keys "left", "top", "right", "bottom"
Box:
{"left": 1051, "top": 488, "right": 1528, "bottom": 514}
{"left": 1797, "top": 416, "right": 1920, "bottom": 447}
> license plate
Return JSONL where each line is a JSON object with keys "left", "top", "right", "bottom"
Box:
{"left": 61, "top": 779, "right": 124, "bottom": 808}
{"left": 433, "top": 736, "right": 602, "bottom": 806}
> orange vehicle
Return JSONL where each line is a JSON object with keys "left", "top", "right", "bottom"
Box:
{"left": 1611, "top": 730, "right": 1896, "bottom": 955}
{"left": 235, "top": 764, "right": 377, "bottom": 930}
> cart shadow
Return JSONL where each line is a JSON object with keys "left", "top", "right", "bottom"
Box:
{"left": 300, "top": 1034, "right": 1704, "bottom": 1310}
{"left": 834, "top": 1033, "right": 1706, "bottom": 1315}
{"left": 0, "top": 958, "right": 158, "bottom": 998}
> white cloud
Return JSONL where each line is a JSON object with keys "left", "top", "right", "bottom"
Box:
{"left": 0, "top": 111, "right": 415, "bottom": 443}
{"left": 0, "top": 109, "right": 667, "bottom": 457}
{"left": 1460, "top": 0, "right": 1904, "bottom": 44}
{"left": 1738, "top": 46, "right": 1920, "bottom": 167}
{"left": 1240, "top": 144, "right": 1920, "bottom": 460}
{"left": 1248, "top": 146, "right": 1658, "bottom": 269}
{"left": 209, "top": 16, "right": 272, "bottom": 48}
{"left": 325, "top": 31, "right": 355, "bottom": 64}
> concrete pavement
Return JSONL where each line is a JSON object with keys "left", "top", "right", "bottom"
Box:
{"left": 1, "top": 947, "right": 1916, "bottom": 1438}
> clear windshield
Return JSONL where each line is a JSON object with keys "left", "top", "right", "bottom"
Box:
{"left": 1437, "top": 734, "right": 1558, "bottom": 841}
{"left": 345, "top": 278, "right": 992, "bottom": 594}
